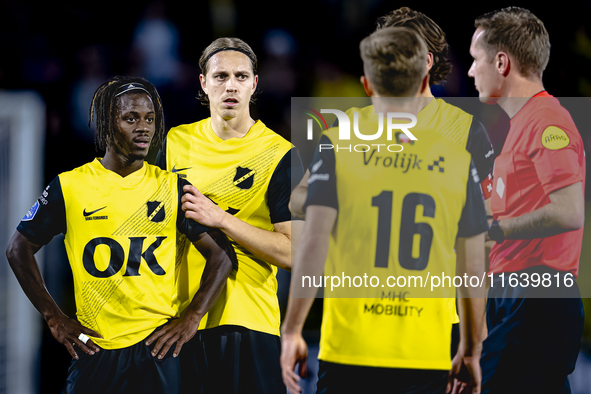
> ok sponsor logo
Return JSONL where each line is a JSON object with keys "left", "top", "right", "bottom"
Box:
{"left": 82, "top": 236, "right": 166, "bottom": 278}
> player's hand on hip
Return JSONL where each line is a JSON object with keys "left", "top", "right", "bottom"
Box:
{"left": 145, "top": 315, "right": 200, "bottom": 359}
{"left": 182, "top": 185, "right": 227, "bottom": 228}
{"left": 46, "top": 312, "right": 102, "bottom": 359}
{"left": 280, "top": 333, "right": 308, "bottom": 394}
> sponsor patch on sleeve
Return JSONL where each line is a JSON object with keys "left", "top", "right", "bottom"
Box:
{"left": 541, "top": 126, "right": 570, "bottom": 150}
{"left": 22, "top": 200, "right": 40, "bottom": 221}
{"left": 481, "top": 173, "right": 493, "bottom": 200}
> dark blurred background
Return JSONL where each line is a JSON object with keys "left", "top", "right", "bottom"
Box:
{"left": 2, "top": 0, "right": 591, "bottom": 392}
{"left": 2, "top": 0, "right": 591, "bottom": 181}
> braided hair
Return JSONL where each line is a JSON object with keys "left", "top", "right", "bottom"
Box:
{"left": 89, "top": 76, "right": 165, "bottom": 152}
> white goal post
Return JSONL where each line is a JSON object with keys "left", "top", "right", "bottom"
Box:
{"left": 0, "top": 90, "right": 45, "bottom": 394}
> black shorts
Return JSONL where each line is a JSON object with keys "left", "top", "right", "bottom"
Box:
{"left": 316, "top": 360, "right": 448, "bottom": 394}
{"left": 180, "top": 325, "right": 285, "bottom": 394}
{"left": 63, "top": 326, "right": 180, "bottom": 394}
{"left": 480, "top": 267, "right": 584, "bottom": 394}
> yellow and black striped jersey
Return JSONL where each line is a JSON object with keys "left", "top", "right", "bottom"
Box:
{"left": 333, "top": 99, "right": 492, "bottom": 325}
{"left": 159, "top": 118, "right": 299, "bottom": 336}
{"left": 304, "top": 101, "right": 488, "bottom": 369}
{"left": 337, "top": 99, "right": 494, "bottom": 181}
{"left": 17, "top": 158, "right": 209, "bottom": 349}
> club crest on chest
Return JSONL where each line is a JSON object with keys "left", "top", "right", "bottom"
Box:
{"left": 233, "top": 166, "right": 255, "bottom": 190}
{"left": 147, "top": 201, "right": 165, "bottom": 222}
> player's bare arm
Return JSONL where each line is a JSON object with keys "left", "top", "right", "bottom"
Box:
{"left": 495, "top": 181, "right": 584, "bottom": 240}
{"left": 6, "top": 231, "right": 102, "bottom": 360}
{"left": 146, "top": 229, "right": 236, "bottom": 358}
{"left": 280, "top": 205, "right": 337, "bottom": 393}
{"left": 449, "top": 233, "right": 486, "bottom": 394}
{"left": 289, "top": 169, "right": 310, "bottom": 220}
{"left": 181, "top": 184, "right": 293, "bottom": 271}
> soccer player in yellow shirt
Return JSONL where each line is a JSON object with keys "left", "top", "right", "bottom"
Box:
{"left": 6, "top": 76, "right": 236, "bottom": 394}
{"left": 287, "top": 9, "right": 494, "bottom": 388}
{"left": 280, "top": 27, "right": 487, "bottom": 394}
{"left": 159, "top": 38, "right": 303, "bottom": 393}
{"left": 290, "top": 7, "right": 495, "bottom": 219}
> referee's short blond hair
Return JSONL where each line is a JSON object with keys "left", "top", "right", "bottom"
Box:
{"left": 475, "top": 7, "right": 550, "bottom": 79}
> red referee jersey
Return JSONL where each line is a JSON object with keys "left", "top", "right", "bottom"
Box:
{"left": 490, "top": 91, "right": 586, "bottom": 276}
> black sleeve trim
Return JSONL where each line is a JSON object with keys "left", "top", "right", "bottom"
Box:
{"left": 457, "top": 160, "right": 489, "bottom": 238}
{"left": 16, "top": 177, "right": 66, "bottom": 246}
{"left": 305, "top": 118, "right": 340, "bottom": 174}
{"left": 466, "top": 119, "right": 494, "bottom": 182}
{"left": 176, "top": 177, "right": 211, "bottom": 241}
{"left": 268, "top": 148, "right": 304, "bottom": 223}
{"left": 304, "top": 135, "right": 338, "bottom": 211}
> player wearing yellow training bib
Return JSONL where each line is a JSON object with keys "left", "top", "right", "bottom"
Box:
{"left": 281, "top": 28, "right": 487, "bottom": 394}
{"left": 157, "top": 38, "right": 303, "bottom": 394}
{"left": 160, "top": 118, "right": 292, "bottom": 335}
{"left": 6, "top": 77, "right": 235, "bottom": 394}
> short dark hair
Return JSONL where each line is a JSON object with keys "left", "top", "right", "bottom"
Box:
{"left": 376, "top": 7, "right": 450, "bottom": 86}
{"left": 89, "top": 76, "right": 165, "bottom": 152}
{"left": 475, "top": 7, "right": 550, "bottom": 78}
{"left": 198, "top": 37, "right": 258, "bottom": 106}
{"left": 360, "top": 27, "right": 427, "bottom": 97}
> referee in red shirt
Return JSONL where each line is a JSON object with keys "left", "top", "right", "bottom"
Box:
{"left": 468, "top": 7, "right": 585, "bottom": 394}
